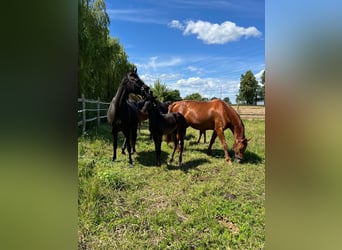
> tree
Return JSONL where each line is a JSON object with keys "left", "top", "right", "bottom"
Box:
{"left": 184, "top": 92, "right": 203, "bottom": 101}
{"left": 164, "top": 89, "right": 182, "bottom": 102}
{"left": 151, "top": 79, "right": 168, "bottom": 102}
{"left": 78, "top": 0, "right": 134, "bottom": 101}
{"left": 259, "top": 70, "right": 265, "bottom": 104}
{"left": 223, "top": 97, "right": 231, "bottom": 104}
{"left": 236, "top": 70, "right": 259, "bottom": 105}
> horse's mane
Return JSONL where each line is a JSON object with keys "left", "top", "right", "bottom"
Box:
{"left": 220, "top": 100, "right": 245, "bottom": 139}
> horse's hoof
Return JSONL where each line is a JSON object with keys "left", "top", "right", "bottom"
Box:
{"left": 129, "top": 164, "right": 133, "bottom": 168}
{"left": 227, "top": 160, "right": 232, "bottom": 165}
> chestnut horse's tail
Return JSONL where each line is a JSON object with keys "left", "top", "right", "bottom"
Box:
{"left": 165, "top": 134, "right": 172, "bottom": 144}
{"left": 165, "top": 112, "right": 187, "bottom": 144}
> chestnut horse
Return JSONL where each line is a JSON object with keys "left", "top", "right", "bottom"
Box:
{"left": 168, "top": 99, "right": 249, "bottom": 164}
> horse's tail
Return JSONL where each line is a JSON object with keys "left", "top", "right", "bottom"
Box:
{"left": 107, "top": 102, "right": 115, "bottom": 124}
{"left": 165, "top": 134, "right": 172, "bottom": 144}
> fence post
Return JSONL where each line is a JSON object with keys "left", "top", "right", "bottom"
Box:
{"left": 97, "top": 97, "right": 100, "bottom": 127}
{"left": 82, "top": 93, "right": 86, "bottom": 135}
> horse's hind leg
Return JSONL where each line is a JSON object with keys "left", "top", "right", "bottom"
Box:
{"left": 131, "top": 126, "right": 138, "bottom": 153}
{"left": 178, "top": 135, "right": 184, "bottom": 166}
{"left": 169, "top": 133, "right": 177, "bottom": 164}
{"left": 121, "top": 138, "right": 126, "bottom": 154}
{"left": 112, "top": 128, "right": 118, "bottom": 161}
{"left": 197, "top": 130, "right": 206, "bottom": 144}
{"left": 123, "top": 131, "right": 133, "bottom": 167}
{"left": 207, "top": 131, "right": 217, "bottom": 156}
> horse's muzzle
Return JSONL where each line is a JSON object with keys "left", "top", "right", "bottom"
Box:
{"left": 235, "top": 154, "right": 243, "bottom": 163}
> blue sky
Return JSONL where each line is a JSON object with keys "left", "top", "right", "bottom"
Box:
{"left": 106, "top": 0, "right": 264, "bottom": 103}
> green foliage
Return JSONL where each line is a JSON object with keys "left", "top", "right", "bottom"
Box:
{"left": 223, "top": 97, "right": 231, "bottom": 104}
{"left": 257, "top": 70, "right": 266, "bottom": 104}
{"left": 151, "top": 79, "right": 182, "bottom": 102}
{"left": 78, "top": 0, "right": 134, "bottom": 101}
{"left": 78, "top": 120, "right": 265, "bottom": 249}
{"left": 163, "top": 89, "right": 182, "bottom": 102}
{"left": 151, "top": 79, "right": 168, "bottom": 102}
{"left": 184, "top": 92, "right": 203, "bottom": 101}
{"left": 236, "top": 70, "right": 259, "bottom": 105}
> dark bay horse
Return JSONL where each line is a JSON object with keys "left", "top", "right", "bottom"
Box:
{"left": 168, "top": 99, "right": 249, "bottom": 164}
{"left": 107, "top": 69, "right": 151, "bottom": 167}
{"left": 121, "top": 99, "right": 172, "bottom": 154}
{"left": 141, "top": 97, "right": 187, "bottom": 166}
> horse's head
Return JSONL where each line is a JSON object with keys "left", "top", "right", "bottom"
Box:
{"left": 126, "top": 68, "right": 151, "bottom": 98}
{"left": 232, "top": 138, "right": 250, "bottom": 163}
{"left": 141, "top": 96, "right": 157, "bottom": 113}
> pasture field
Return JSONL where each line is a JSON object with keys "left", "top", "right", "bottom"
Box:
{"left": 78, "top": 118, "right": 265, "bottom": 249}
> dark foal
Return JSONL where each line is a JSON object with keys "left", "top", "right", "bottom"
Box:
{"left": 141, "top": 97, "right": 187, "bottom": 166}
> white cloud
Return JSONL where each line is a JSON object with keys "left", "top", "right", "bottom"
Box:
{"left": 254, "top": 69, "right": 265, "bottom": 82}
{"left": 168, "top": 20, "right": 184, "bottom": 30}
{"left": 169, "top": 19, "right": 262, "bottom": 44}
{"left": 168, "top": 77, "right": 239, "bottom": 99}
{"left": 136, "top": 56, "right": 183, "bottom": 71}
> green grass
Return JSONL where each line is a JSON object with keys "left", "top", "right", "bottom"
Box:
{"left": 78, "top": 119, "right": 265, "bottom": 249}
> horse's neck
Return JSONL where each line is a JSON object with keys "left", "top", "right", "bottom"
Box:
{"left": 232, "top": 119, "right": 245, "bottom": 140}
{"left": 229, "top": 110, "right": 245, "bottom": 140}
{"left": 114, "top": 82, "right": 129, "bottom": 108}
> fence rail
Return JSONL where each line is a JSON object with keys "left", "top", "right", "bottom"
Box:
{"left": 78, "top": 94, "right": 110, "bottom": 134}
{"left": 77, "top": 95, "right": 265, "bottom": 134}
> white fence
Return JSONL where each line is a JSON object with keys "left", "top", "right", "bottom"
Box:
{"left": 78, "top": 94, "right": 110, "bottom": 134}
{"left": 77, "top": 95, "right": 265, "bottom": 134}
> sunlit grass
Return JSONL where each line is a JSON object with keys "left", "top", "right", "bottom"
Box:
{"left": 78, "top": 119, "right": 265, "bottom": 249}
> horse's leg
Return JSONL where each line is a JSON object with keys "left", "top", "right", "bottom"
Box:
{"left": 203, "top": 130, "right": 207, "bottom": 144}
{"left": 178, "top": 133, "right": 184, "bottom": 166}
{"left": 153, "top": 134, "right": 162, "bottom": 166}
{"left": 112, "top": 128, "right": 118, "bottom": 161}
{"left": 121, "top": 137, "right": 126, "bottom": 154}
{"left": 123, "top": 130, "right": 133, "bottom": 167}
{"left": 169, "top": 132, "right": 177, "bottom": 164}
{"left": 131, "top": 125, "right": 137, "bottom": 154}
{"left": 197, "top": 131, "right": 202, "bottom": 144}
{"left": 216, "top": 128, "right": 231, "bottom": 164}
{"left": 207, "top": 131, "right": 217, "bottom": 156}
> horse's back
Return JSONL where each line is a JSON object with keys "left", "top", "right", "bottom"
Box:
{"left": 169, "top": 99, "right": 240, "bottom": 130}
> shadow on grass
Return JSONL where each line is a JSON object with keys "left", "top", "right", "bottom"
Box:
{"left": 193, "top": 148, "right": 263, "bottom": 164}
{"left": 135, "top": 150, "right": 169, "bottom": 167}
{"left": 243, "top": 151, "right": 263, "bottom": 164}
{"left": 166, "top": 158, "right": 210, "bottom": 172}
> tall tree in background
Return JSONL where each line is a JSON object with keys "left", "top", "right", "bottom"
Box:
{"left": 151, "top": 79, "right": 168, "bottom": 102}
{"left": 78, "top": 0, "right": 134, "bottom": 101}
{"left": 184, "top": 92, "right": 203, "bottom": 101}
{"left": 223, "top": 97, "right": 231, "bottom": 104}
{"left": 260, "top": 70, "right": 265, "bottom": 104}
{"left": 150, "top": 79, "right": 182, "bottom": 102}
{"left": 236, "top": 70, "right": 258, "bottom": 105}
{"left": 163, "top": 89, "right": 182, "bottom": 102}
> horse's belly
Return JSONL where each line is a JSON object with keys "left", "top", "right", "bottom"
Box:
{"left": 188, "top": 120, "right": 214, "bottom": 130}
